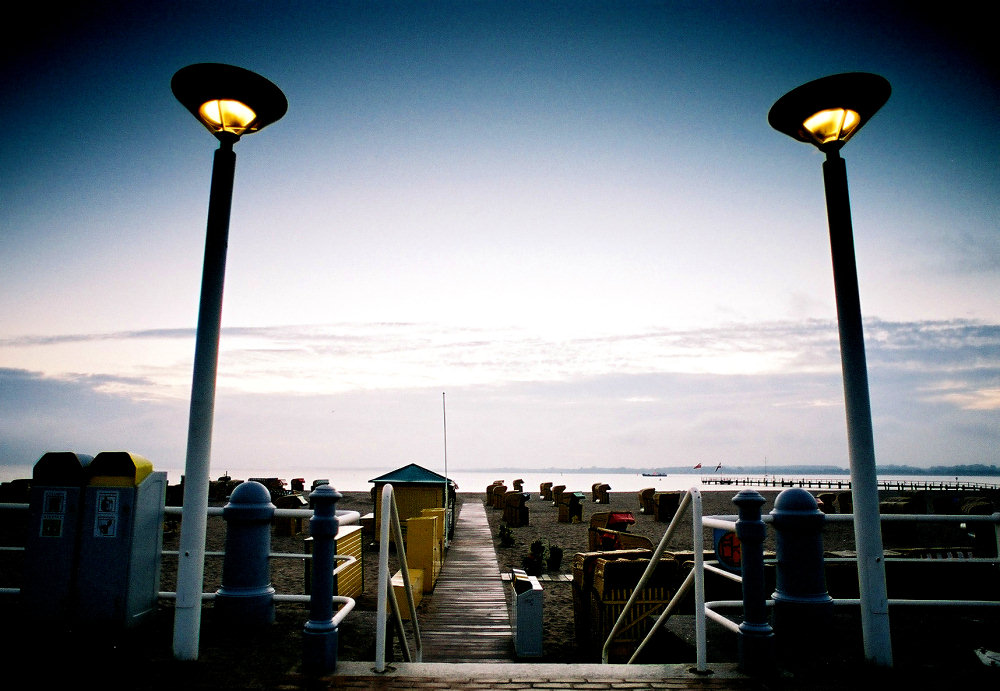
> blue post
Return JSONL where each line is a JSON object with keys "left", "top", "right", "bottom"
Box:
{"left": 734, "top": 489, "right": 774, "bottom": 675}
{"left": 214, "top": 480, "right": 275, "bottom": 626}
{"left": 770, "top": 488, "right": 832, "bottom": 666}
{"left": 303, "top": 484, "right": 342, "bottom": 674}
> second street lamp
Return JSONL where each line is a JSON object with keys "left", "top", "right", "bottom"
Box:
{"left": 769, "top": 72, "right": 893, "bottom": 667}
{"left": 170, "top": 63, "right": 287, "bottom": 661}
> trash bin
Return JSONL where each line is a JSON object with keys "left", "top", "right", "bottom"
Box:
{"left": 74, "top": 451, "right": 167, "bottom": 628}
{"left": 511, "top": 568, "right": 543, "bottom": 657}
{"left": 21, "top": 451, "right": 94, "bottom": 621}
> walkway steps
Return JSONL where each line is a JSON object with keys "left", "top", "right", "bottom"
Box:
{"left": 328, "top": 661, "right": 759, "bottom": 689}
{"left": 417, "top": 498, "right": 514, "bottom": 662}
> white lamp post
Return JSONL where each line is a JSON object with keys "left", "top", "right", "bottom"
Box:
{"left": 769, "top": 72, "right": 893, "bottom": 667}
{"left": 170, "top": 63, "right": 287, "bottom": 660}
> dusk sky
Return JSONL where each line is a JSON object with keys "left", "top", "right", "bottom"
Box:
{"left": 2, "top": 3, "right": 997, "bottom": 484}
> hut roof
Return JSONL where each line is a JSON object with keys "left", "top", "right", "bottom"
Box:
{"left": 369, "top": 462, "right": 455, "bottom": 486}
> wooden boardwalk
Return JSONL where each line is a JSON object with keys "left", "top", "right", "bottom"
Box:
{"left": 418, "top": 499, "right": 514, "bottom": 662}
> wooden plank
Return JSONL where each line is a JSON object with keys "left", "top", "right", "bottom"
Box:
{"left": 417, "top": 499, "right": 514, "bottom": 662}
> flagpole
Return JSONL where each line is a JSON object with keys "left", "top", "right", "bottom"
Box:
{"left": 442, "top": 392, "right": 449, "bottom": 548}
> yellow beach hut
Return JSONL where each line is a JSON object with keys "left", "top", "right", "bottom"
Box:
{"left": 369, "top": 463, "right": 457, "bottom": 541}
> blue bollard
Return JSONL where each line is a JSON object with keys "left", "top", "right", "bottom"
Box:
{"left": 770, "top": 487, "right": 833, "bottom": 665}
{"left": 733, "top": 489, "right": 775, "bottom": 675}
{"left": 214, "top": 480, "right": 276, "bottom": 626}
{"left": 303, "top": 484, "right": 342, "bottom": 675}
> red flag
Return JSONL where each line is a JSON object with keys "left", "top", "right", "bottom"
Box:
{"left": 693, "top": 463, "right": 702, "bottom": 469}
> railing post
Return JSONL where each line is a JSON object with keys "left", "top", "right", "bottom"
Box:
{"left": 302, "top": 484, "right": 342, "bottom": 675}
{"left": 214, "top": 480, "right": 276, "bottom": 626}
{"left": 994, "top": 513, "right": 1000, "bottom": 558}
{"left": 734, "top": 489, "right": 774, "bottom": 676}
{"left": 770, "top": 488, "right": 832, "bottom": 668}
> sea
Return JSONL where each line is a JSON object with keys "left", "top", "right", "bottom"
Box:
{"left": 4, "top": 461, "right": 996, "bottom": 495}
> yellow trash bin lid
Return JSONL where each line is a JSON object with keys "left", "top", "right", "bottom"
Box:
{"left": 88, "top": 451, "right": 154, "bottom": 487}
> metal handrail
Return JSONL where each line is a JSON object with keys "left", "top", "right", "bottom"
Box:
{"left": 374, "top": 483, "right": 422, "bottom": 672}
{"left": 696, "top": 508, "right": 1000, "bottom": 669}
{"left": 628, "top": 501, "right": 748, "bottom": 668}
{"left": 604, "top": 489, "right": 1000, "bottom": 673}
{"left": 1, "top": 501, "right": 360, "bottom": 622}
{"left": 161, "top": 504, "right": 362, "bottom": 525}
{"left": 601, "top": 488, "right": 705, "bottom": 669}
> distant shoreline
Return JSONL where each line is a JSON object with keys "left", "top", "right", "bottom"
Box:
{"left": 486, "top": 464, "right": 1000, "bottom": 476}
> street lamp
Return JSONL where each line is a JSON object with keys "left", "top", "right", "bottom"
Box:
{"left": 769, "top": 72, "right": 893, "bottom": 667}
{"left": 170, "top": 63, "right": 287, "bottom": 661}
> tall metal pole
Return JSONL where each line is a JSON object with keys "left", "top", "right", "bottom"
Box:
{"left": 173, "top": 137, "right": 237, "bottom": 660}
{"left": 442, "top": 391, "right": 449, "bottom": 547}
{"left": 822, "top": 147, "right": 893, "bottom": 666}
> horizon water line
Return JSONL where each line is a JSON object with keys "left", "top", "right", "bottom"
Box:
{"left": 3, "top": 463, "right": 997, "bottom": 494}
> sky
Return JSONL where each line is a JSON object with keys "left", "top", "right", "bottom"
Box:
{"left": 2, "top": 2, "right": 998, "bottom": 484}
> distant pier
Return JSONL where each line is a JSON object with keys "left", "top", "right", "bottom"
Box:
{"left": 700, "top": 476, "right": 1000, "bottom": 492}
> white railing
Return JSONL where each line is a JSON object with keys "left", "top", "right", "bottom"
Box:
{"left": 0, "top": 501, "right": 359, "bottom": 625}
{"left": 600, "top": 488, "right": 704, "bottom": 667}
{"left": 374, "top": 483, "right": 422, "bottom": 672}
{"left": 603, "top": 488, "right": 1000, "bottom": 673}
{"left": 698, "top": 510, "right": 1000, "bottom": 669}
{"left": 600, "top": 487, "right": 728, "bottom": 673}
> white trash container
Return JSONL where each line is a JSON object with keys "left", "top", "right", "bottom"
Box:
{"left": 511, "top": 568, "right": 543, "bottom": 657}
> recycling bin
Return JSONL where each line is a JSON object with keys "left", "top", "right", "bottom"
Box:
{"left": 74, "top": 451, "right": 167, "bottom": 628}
{"left": 511, "top": 568, "right": 543, "bottom": 657}
{"left": 21, "top": 451, "right": 94, "bottom": 621}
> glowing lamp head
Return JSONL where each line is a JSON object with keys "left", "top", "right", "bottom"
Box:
{"left": 769, "top": 73, "right": 890, "bottom": 152}
{"left": 802, "top": 108, "right": 860, "bottom": 146}
{"left": 197, "top": 99, "right": 258, "bottom": 136}
{"left": 172, "top": 63, "right": 287, "bottom": 142}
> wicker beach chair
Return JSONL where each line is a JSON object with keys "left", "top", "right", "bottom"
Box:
{"left": 653, "top": 491, "right": 681, "bottom": 523}
{"left": 637, "top": 488, "right": 655, "bottom": 515}
{"left": 571, "top": 549, "right": 679, "bottom": 662}
{"left": 594, "top": 483, "right": 611, "bottom": 504}
{"left": 551, "top": 485, "right": 566, "bottom": 506}
{"left": 502, "top": 490, "right": 529, "bottom": 527}
{"left": 490, "top": 484, "right": 508, "bottom": 509}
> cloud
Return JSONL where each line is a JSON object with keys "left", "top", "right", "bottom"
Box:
{"left": 0, "top": 368, "right": 187, "bottom": 472}
{"left": 2, "top": 317, "right": 998, "bottom": 478}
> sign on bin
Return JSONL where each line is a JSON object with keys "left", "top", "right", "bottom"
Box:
{"left": 713, "top": 528, "right": 742, "bottom": 572}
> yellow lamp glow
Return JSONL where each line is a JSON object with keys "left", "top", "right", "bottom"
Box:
{"left": 768, "top": 73, "right": 889, "bottom": 152}
{"left": 802, "top": 108, "right": 860, "bottom": 146}
{"left": 197, "top": 99, "right": 258, "bottom": 136}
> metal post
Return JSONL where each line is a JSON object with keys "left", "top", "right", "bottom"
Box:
{"left": 442, "top": 392, "right": 450, "bottom": 547}
{"left": 303, "top": 484, "right": 343, "bottom": 674}
{"left": 214, "top": 480, "right": 276, "bottom": 626}
{"left": 173, "top": 138, "right": 237, "bottom": 660}
{"left": 734, "top": 489, "right": 774, "bottom": 675}
{"left": 822, "top": 149, "right": 893, "bottom": 666}
{"left": 771, "top": 488, "right": 833, "bottom": 668}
